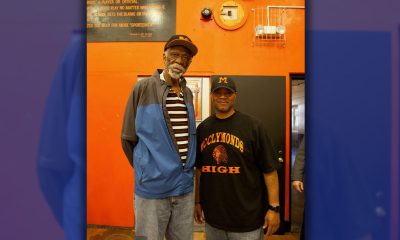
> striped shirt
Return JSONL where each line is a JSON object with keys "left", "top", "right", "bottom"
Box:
{"left": 166, "top": 89, "right": 189, "bottom": 165}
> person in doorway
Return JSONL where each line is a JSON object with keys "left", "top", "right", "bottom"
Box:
{"left": 292, "top": 137, "right": 305, "bottom": 240}
{"left": 292, "top": 137, "right": 305, "bottom": 192}
{"left": 121, "top": 34, "right": 198, "bottom": 240}
{"left": 194, "top": 76, "right": 281, "bottom": 239}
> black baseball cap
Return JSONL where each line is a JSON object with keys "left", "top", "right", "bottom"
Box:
{"left": 211, "top": 76, "right": 237, "bottom": 92}
{"left": 164, "top": 34, "right": 198, "bottom": 56}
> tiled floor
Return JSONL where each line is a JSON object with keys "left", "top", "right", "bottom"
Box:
{"left": 87, "top": 225, "right": 300, "bottom": 240}
{"left": 87, "top": 182, "right": 304, "bottom": 240}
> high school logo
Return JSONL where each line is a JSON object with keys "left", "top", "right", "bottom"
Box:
{"left": 202, "top": 144, "right": 241, "bottom": 174}
{"left": 200, "top": 132, "right": 244, "bottom": 153}
{"left": 201, "top": 165, "right": 240, "bottom": 174}
{"left": 212, "top": 145, "right": 228, "bottom": 164}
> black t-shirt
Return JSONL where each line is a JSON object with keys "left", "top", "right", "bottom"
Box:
{"left": 195, "top": 111, "right": 280, "bottom": 232}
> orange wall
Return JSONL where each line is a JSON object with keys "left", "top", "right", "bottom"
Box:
{"left": 87, "top": 0, "right": 304, "bottom": 226}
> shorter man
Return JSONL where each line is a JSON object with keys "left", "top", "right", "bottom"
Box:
{"left": 194, "top": 76, "right": 281, "bottom": 240}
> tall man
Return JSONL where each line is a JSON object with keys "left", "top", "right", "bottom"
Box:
{"left": 121, "top": 35, "right": 198, "bottom": 240}
{"left": 194, "top": 76, "right": 281, "bottom": 240}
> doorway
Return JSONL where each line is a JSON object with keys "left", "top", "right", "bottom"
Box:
{"left": 214, "top": 75, "right": 290, "bottom": 233}
{"left": 290, "top": 73, "right": 305, "bottom": 234}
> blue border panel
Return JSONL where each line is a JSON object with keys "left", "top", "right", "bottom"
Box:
{"left": 0, "top": 0, "right": 85, "bottom": 239}
{"left": 306, "top": 30, "right": 391, "bottom": 240}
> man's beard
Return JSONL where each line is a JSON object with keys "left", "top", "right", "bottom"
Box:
{"left": 167, "top": 63, "right": 186, "bottom": 80}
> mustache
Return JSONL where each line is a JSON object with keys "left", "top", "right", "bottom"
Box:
{"left": 169, "top": 63, "right": 186, "bottom": 72}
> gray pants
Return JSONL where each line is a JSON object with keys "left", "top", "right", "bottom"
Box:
{"left": 205, "top": 223, "right": 263, "bottom": 240}
{"left": 134, "top": 191, "right": 194, "bottom": 240}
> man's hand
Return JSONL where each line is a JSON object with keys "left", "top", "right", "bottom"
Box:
{"left": 263, "top": 210, "right": 280, "bottom": 236}
{"left": 292, "top": 180, "right": 304, "bottom": 193}
{"left": 194, "top": 203, "right": 204, "bottom": 224}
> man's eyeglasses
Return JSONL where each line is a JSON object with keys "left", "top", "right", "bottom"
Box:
{"left": 213, "top": 91, "right": 235, "bottom": 98}
{"left": 168, "top": 52, "right": 191, "bottom": 62}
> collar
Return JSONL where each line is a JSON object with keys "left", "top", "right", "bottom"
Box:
{"left": 160, "top": 70, "right": 166, "bottom": 82}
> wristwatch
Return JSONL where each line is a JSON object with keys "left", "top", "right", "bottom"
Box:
{"left": 268, "top": 204, "right": 280, "bottom": 213}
